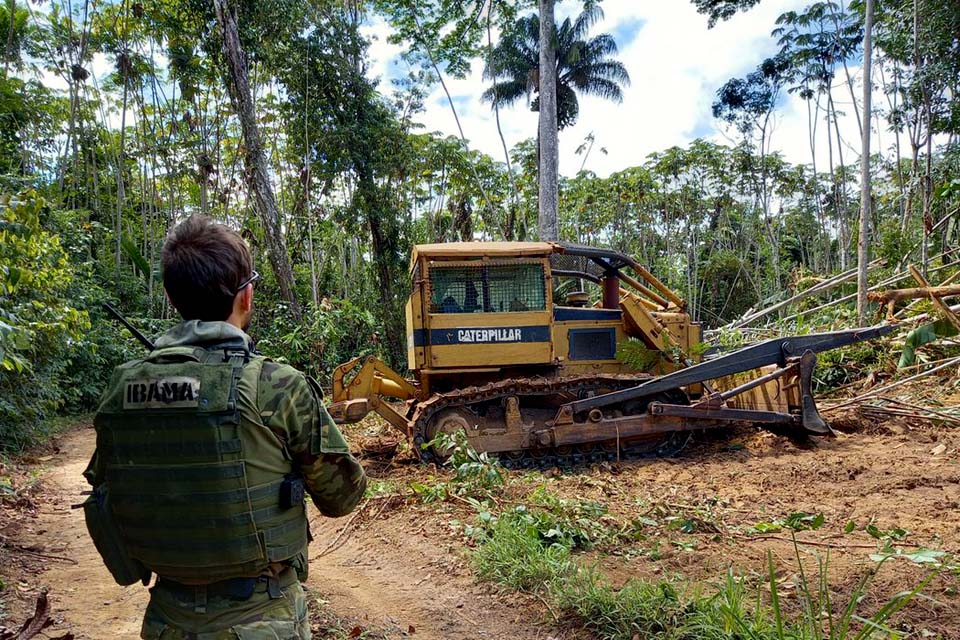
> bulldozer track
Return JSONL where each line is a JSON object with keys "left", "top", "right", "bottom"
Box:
{"left": 410, "top": 374, "right": 691, "bottom": 468}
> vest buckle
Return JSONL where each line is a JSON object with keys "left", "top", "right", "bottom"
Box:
{"left": 222, "top": 347, "right": 250, "bottom": 363}
{"left": 194, "top": 584, "right": 208, "bottom": 614}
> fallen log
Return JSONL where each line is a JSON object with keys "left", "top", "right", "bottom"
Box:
{"left": 724, "top": 260, "right": 883, "bottom": 330}
{"left": 867, "top": 284, "right": 960, "bottom": 304}
{"left": 907, "top": 266, "right": 960, "bottom": 332}
{"left": 776, "top": 259, "right": 955, "bottom": 326}
{"left": 893, "top": 267, "right": 960, "bottom": 319}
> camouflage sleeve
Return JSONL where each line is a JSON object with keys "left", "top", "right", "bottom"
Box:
{"left": 260, "top": 362, "right": 366, "bottom": 517}
{"left": 301, "top": 405, "right": 368, "bottom": 517}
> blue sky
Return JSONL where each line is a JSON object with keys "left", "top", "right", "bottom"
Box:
{"left": 363, "top": 0, "right": 872, "bottom": 178}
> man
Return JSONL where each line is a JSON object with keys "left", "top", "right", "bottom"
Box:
{"left": 84, "top": 214, "right": 366, "bottom": 639}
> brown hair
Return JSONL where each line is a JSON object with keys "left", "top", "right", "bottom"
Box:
{"left": 161, "top": 215, "right": 253, "bottom": 321}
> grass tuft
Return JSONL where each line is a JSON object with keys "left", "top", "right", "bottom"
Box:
{"left": 471, "top": 510, "right": 574, "bottom": 592}
{"left": 469, "top": 502, "right": 941, "bottom": 639}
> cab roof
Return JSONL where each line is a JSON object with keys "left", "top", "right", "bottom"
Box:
{"left": 411, "top": 242, "right": 555, "bottom": 265}
{"left": 410, "top": 241, "right": 638, "bottom": 272}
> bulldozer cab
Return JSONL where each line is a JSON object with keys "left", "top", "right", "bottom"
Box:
{"left": 405, "top": 242, "right": 700, "bottom": 393}
{"left": 407, "top": 243, "right": 556, "bottom": 372}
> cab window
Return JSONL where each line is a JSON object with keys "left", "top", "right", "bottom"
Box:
{"left": 429, "top": 263, "right": 546, "bottom": 313}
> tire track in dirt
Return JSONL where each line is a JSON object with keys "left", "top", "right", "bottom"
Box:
{"left": 19, "top": 425, "right": 147, "bottom": 639}
{"left": 305, "top": 514, "right": 551, "bottom": 640}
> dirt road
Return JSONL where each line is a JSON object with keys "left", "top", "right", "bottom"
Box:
{"left": 4, "top": 414, "right": 960, "bottom": 639}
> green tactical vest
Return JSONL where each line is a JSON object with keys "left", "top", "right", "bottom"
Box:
{"left": 93, "top": 344, "right": 308, "bottom": 583}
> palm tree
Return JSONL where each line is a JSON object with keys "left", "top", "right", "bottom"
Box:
{"left": 482, "top": 4, "right": 631, "bottom": 131}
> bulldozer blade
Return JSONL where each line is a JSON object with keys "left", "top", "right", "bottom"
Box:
{"left": 798, "top": 349, "right": 832, "bottom": 436}
{"left": 562, "top": 324, "right": 895, "bottom": 417}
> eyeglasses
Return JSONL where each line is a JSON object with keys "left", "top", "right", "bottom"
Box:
{"left": 235, "top": 270, "right": 261, "bottom": 294}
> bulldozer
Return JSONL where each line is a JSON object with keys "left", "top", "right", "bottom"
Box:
{"left": 329, "top": 242, "right": 890, "bottom": 465}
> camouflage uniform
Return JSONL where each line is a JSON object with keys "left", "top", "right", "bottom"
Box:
{"left": 85, "top": 321, "right": 367, "bottom": 640}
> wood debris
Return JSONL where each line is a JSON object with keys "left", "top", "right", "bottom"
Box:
{"left": 0, "top": 590, "right": 74, "bottom": 640}
{"left": 868, "top": 283, "right": 960, "bottom": 305}
{"left": 822, "top": 355, "right": 960, "bottom": 413}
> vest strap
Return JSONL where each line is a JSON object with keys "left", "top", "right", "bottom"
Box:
{"left": 194, "top": 584, "right": 207, "bottom": 614}
{"left": 107, "top": 461, "right": 244, "bottom": 484}
{"left": 111, "top": 438, "right": 242, "bottom": 459}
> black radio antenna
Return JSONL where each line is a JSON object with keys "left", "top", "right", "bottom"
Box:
{"left": 102, "top": 302, "right": 156, "bottom": 351}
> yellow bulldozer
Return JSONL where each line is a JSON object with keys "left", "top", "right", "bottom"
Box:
{"left": 329, "top": 242, "right": 889, "bottom": 465}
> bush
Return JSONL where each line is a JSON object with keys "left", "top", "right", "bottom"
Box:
{"left": 0, "top": 190, "right": 89, "bottom": 449}
{"left": 254, "top": 298, "right": 384, "bottom": 384}
{"left": 551, "top": 568, "right": 687, "bottom": 638}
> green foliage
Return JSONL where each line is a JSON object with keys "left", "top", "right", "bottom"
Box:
{"left": 516, "top": 488, "right": 622, "bottom": 550}
{"left": 432, "top": 429, "right": 506, "bottom": 490}
{"left": 813, "top": 341, "right": 891, "bottom": 392}
{"left": 411, "top": 430, "right": 505, "bottom": 503}
{"left": 362, "top": 479, "right": 398, "bottom": 499}
{"left": 0, "top": 70, "right": 60, "bottom": 179}
{"left": 551, "top": 567, "right": 693, "bottom": 639}
{"left": 471, "top": 508, "right": 574, "bottom": 592}
{"left": 692, "top": 0, "right": 763, "bottom": 28}
{"left": 748, "top": 511, "right": 825, "bottom": 535}
{"left": 408, "top": 430, "right": 507, "bottom": 505}
{"left": 876, "top": 217, "right": 920, "bottom": 267}
{"left": 898, "top": 318, "right": 959, "bottom": 368}
{"left": 616, "top": 337, "right": 663, "bottom": 373}
{"left": 0, "top": 191, "right": 89, "bottom": 449}
{"left": 482, "top": 4, "right": 630, "bottom": 130}
{"left": 408, "top": 478, "right": 450, "bottom": 503}
{"left": 372, "top": 0, "right": 520, "bottom": 79}
{"left": 255, "top": 299, "right": 383, "bottom": 384}
{"left": 471, "top": 506, "right": 937, "bottom": 640}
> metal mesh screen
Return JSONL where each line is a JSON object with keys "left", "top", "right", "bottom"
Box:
{"left": 429, "top": 263, "right": 546, "bottom": 313}
{"left": 549, "top": 253, "right": 606, "bottom": 279}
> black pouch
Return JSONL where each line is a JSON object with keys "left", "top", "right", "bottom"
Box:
{"left": 83, "top": 484, "right": 150, "bottom": 586}
{"left": 279, "top": 474, "right": 305, "bottom": 509}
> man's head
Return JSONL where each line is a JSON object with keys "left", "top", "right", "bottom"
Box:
{"left": 161, "top": 215, "right": 256, "bottom": 328}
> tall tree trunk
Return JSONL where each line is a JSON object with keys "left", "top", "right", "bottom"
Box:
{"left": 5, "top": 0, "right": 15, "bottom": 71}
{"left": 857, "top": 0, "right": 874, "bottom": 326}
{"left": 827, "top": 91, "right": 850, "bottom": 269}
{"left": 538, "top": 0, "right": 559, "bottom": 241}
{"left": 487, "top": 2, "right": 518, "bottom": 239}
{"left": 212, "top": 0, "right": 301, "bottom": 318}
{"left": 115, "top": 74, "right": 128, "bottom": 268}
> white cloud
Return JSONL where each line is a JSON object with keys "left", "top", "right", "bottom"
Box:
{"left": 364, "top": 0, "right": 878, "bottom": 179}
{"left": 360, "top": 16, "right": 407, "bottom": 88}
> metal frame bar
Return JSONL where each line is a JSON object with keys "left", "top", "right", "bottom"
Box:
{"left": 649, "top": 403, "right": 798, "bottom": 425}
{"left": 556, "top": 325, "right": 894, "bottom": 419}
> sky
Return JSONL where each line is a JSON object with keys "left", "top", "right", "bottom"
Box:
{"left": 361, "top": 0, "right": 872, "bottom": 179}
